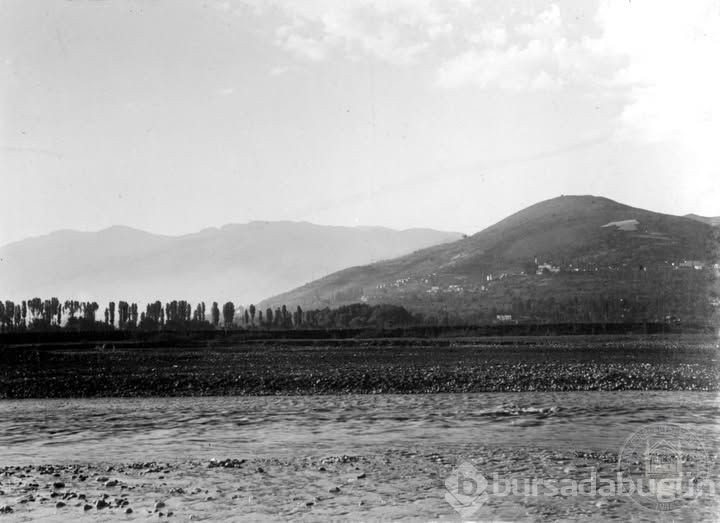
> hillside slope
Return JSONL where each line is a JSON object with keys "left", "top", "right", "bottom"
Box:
{"left": 0, "top": 223, "right": 462, "bottom": 304}
{"left": 262, "top": 196, "right": 719, "bottom": 323}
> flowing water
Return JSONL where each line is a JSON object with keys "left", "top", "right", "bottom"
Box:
{"left": 1, "top": 392, "right": 718, "bottom": 521}
{"left": 1, "top": 392, "right": 718, "bottom": 464}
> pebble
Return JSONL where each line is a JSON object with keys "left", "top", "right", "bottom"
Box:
{"left": 328, "top": 486, "right": 341, "bottom": 494}
{"left": 125, "top": 507, "right": 133, "bottom": 514}
{"left": 55, "top": 501, "right": 66, "bottom": 508}
{"left": 0, "top": 505, "right": 13, "bottom": 514}
{"left": 3, "top": 336, "right": 716, "bottom": 403}
{"left": 52, "top": 481, "right": 65, "bottom": 489}
{"left": 105, "top": 479, "right": 118, "bottom": 487}
{"left": 154, "top": 501, "right": 166, "bottom": 510}
{"left": 95, "top": 499, "right": 108, "bottom": 509}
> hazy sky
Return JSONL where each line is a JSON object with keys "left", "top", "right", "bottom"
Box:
{"left": 1, "top": 0, "right": 718, "bottom": 245}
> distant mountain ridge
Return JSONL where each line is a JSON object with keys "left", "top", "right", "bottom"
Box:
{"left": 684, "top": 214, "right": 720, "bottom": 227}
{"left": 0, "top": 222, "right": 463, "bottom": 304}
{"left": 261, "top": 195, "right": 719, "bottom": 323}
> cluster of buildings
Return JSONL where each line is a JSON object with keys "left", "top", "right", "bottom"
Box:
{"left": 536, "top": 263, "right": 560, "bottom": 274}
{"left": 675, "top": 260, "right": 704, "bottom": 270}
{"left": 376, "top": 277, "right": 412, "bottom": 290}
{"left": 362, "top": 256, "right": 715, "bottom": 309}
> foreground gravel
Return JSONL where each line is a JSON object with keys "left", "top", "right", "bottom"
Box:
{"left": 1, "top": 445, "right": 718, "bottom": 521}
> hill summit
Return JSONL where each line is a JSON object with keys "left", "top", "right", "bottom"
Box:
{"left": 262, "top": 195, "right": 719, "bottom": 324}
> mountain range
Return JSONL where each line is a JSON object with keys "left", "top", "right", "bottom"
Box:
{"left": 262, "top": 196, "right": 719, "bottom": 323}
{"left": 2, "top": 195, "right": 718, "bottom": 324}
{"left": 0, "top": 223, "right": 462, "bottom": 305}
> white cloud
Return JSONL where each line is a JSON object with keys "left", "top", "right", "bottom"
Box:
{"left": 436, "top": 31, "right": 615, "bottom": 92}
{"left": 594, "top": 1, "right": 719, "bottom": 150}
{"left": 247, "top": 0, "right": 719, "bottom": 181}
{"left": 472, "top": 25, "right": 508, "bottom": 47}
{"left": 589, "top": 0, "right": 720, "bottom": 203}
{"left": 260, "top": 0, "right": 462, "bottom": 65}
{"left": 269, "top": 64, "right": 301, "bottom": 76}
{"left": 436, "top": 3, "right": 614, "bottom": 91}
{"left": 516, "top": 4, "right": 562, "bottom": 39}
{"left": 530, "top": 69, "right": 561, "bottom": 90}
{"left": 276, "top": 26, "right": 331, "bottom": 61}
{"left": 427, "top": 22, "right": 453, "bottom": 39}
{"left": 437, "top": 39, "right": 563, "bottom": 90}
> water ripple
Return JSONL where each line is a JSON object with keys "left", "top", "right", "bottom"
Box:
{"left": 0, "top": 391, "right": 717, "bottom": 465}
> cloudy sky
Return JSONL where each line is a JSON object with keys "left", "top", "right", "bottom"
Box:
{"left": 1, "top": 0, "right": 718, "bottom": 244}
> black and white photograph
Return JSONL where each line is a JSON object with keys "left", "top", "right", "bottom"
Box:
{"left": 1, "top": 0, "right": 719, "bottom": 521}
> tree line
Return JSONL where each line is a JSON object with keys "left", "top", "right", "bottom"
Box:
{"left": 2, "top": 289, "right": 714, "bottom": 333}
{"left": 0, "top": 298, "right": 418, "bottom": 332}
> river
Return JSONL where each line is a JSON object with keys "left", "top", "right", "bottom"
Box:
{"left": 1, "top": 392, "right": 718, "bottom": 520}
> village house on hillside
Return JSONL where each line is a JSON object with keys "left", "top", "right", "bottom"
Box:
{"left": 678, "top": 260, "right": 704, "bottom": 270}
{"left": 537, "top": 263, "right": 560, "bottom": 275}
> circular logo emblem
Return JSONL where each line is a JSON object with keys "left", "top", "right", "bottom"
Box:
{"left": 618, "top": 423, "right": 709, "bottom": 511}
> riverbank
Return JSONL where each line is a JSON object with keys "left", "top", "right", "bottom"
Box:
{"left": 1, "top": 446, "right": 718, "bottom": 521}
{"left": 1, "top": 334, "right": 718, "bottom": 398}
{"left": 1, "top": 392, "right": 718, "bottom": 520}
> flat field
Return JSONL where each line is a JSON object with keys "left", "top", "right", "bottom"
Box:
{"left": 1, "top": 334, "right": 717, "bottom": 398}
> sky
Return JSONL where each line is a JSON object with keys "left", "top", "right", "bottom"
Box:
{"left": 1, "top": 0, "right": 718, "bottom": 245}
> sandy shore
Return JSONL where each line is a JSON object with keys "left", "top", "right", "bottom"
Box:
{"left": 1, "top": 444, "right": 718, "bottom": 521}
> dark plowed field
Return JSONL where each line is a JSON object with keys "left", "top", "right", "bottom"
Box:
{"left": 1, "top": 334, "right": 718, "bottom": 398}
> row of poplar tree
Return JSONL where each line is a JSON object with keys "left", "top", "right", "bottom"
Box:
{"left": 0, "top": 298, "right": 305, "bottom": 331}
